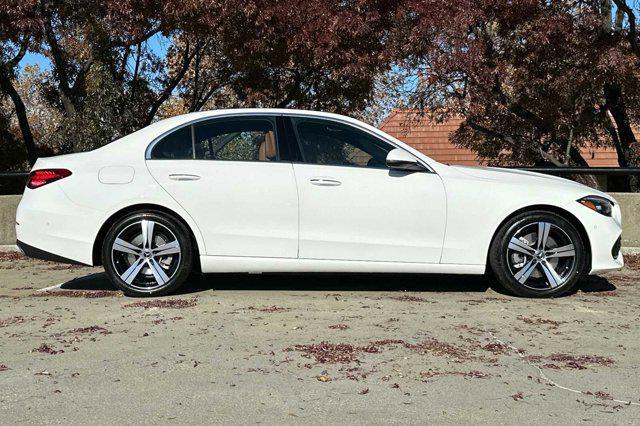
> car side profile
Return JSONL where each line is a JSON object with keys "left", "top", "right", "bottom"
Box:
{"left": 16, "top": 109, "right": 624, "bottom": 297}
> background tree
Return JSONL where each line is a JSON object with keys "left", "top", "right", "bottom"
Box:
{"left": 0, "top": 0, "right": 399, "bottom": 168}
{"left": 2, "top": 0, "right": 639, "bottom": 193}
{"left": 393, "top": 0, "right": 639, "bottom": 188}
{"left": 169, "top": 0, "right": 399, "bottom": 113}
{"left": 0, "top": 0, "right": 41, "bottom": 165}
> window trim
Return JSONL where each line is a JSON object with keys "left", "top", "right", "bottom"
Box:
{"left": 146, "top": 112, "right": 281, "bottom": 161}
{"left": 191, "top": 117, "right": 279, "bottom": 162}
{"left": 284, "top": 115, "right": 432, "bottom": 172}
{"left": 144, "top": 111, "right": 434, "bottom": 173}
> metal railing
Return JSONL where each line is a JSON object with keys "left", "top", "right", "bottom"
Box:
{"left": 513, "top": 167, "right": 640, "bottom": 176}
{"left": 0, "top": 172, "right": 29, "bottom": 178}
{"left": 1, "top": 168, "right": 640, "bottom": 195}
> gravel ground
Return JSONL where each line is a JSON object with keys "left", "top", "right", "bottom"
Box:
{"left": 1, "top": 251, "right": 639, "bottom": 425}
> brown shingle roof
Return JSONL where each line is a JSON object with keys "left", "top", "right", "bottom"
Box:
{"left": 378, "top": 110, "right": 621, "bottom": 167}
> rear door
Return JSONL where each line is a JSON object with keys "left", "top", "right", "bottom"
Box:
{"left": 287, "top": 116, "right": 447, "bottom": 263}
{"left": 146, "top": 115, "right": 298, "bottom": 258}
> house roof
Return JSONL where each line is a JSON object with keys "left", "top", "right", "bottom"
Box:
{"left": 378, "top": 110, "right": 621, "bottom": 167}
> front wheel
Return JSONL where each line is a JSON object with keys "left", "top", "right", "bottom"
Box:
{"left": 102, "top": 211, "right": 193, "bottom": 297}
{"left": 489, "top": 211, "right": 587, "bottom": 298}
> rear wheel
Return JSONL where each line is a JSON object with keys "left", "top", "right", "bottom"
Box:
{"left": 102, "top": 211, "right": 193, "bottom": 297}
{"left": 489, "top": 211, "right": 586, "bottom": 298}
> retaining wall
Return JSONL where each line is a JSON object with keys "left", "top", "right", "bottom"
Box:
{"left": 1, "top": 193, "right": 639, "bottom": 250}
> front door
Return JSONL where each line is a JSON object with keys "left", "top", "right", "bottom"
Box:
{"left": 146, "top": 115, "right": 298, "bottom": 258}
{"left": 288, "top": 117, "right": 446, "bottom": 263}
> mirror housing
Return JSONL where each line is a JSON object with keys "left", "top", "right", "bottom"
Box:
{"left": 386, "top": 148, "right": 426, "bottom": 172}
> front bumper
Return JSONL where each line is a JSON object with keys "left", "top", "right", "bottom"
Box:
{"left": 565, "top": 200, "right": 624, "bottom": 275}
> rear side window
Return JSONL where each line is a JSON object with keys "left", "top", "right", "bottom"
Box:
{"left": 194, "top": 119, "right": 276, "bottom": 161}
{"left": 150, "top": 126, "right": 193, "bottom": 159}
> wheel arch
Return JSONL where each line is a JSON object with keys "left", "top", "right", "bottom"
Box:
{"left": 486, "top": 204, "right": 592, "bottom": 273}
{"left": 92, "top": 203, "right": 202, "bottom": 273}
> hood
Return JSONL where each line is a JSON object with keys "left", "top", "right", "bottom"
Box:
{"left": 449, "top": 165, "right": 613, "bottom": 201}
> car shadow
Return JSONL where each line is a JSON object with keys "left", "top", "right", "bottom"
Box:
{"left": 571, "top": 275, "right": 617, "bottom": 294}
{"left": 59, "top": 273, "right": 115, "bottom": 291}
{"left": 181, "top": 273, "right": 495, "bottom": 294}
{"left": 58, "top": 271, "right": 616, "bottom": 297}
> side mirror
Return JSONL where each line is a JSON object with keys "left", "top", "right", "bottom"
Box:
{"left": 386, "top": 148, "right": 426, "bottom": 172}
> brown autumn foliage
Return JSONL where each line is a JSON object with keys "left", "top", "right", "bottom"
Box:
{"left": 0, "top": 0, "right": 638, "bottom": 188}
{"left": 393, "top": 0, "right": 639, "bottom": 187}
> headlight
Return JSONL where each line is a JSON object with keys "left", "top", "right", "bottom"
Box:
{"left": 578, "top": 196, "right": 613, "bottom": 217}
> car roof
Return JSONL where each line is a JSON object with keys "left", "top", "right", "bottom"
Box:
{"left": 140, "top": 108, "right": 376, "bottom": 138}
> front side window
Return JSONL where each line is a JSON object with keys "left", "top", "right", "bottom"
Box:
{"left": 194, "top": 119, "right": 276, "bottom": 162}
{"left": 291, "top": 118, "right": 393, "bottom": 168}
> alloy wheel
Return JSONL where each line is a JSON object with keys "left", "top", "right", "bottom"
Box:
{"left": 506, "top": 221, "right": 577, "bottom": 290}
{"left": 111, "top": 219, "right": 181, "bottom": 290}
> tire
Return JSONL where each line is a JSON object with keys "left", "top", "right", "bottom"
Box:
{"left": 102, "top": 211, "right": 193, "bottom": 297}
{"left": 489, "top": 211, "right": 587, "bottom": 298}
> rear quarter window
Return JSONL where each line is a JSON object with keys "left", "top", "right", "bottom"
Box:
{"left": 150, "top": 126, "right": 193, "bottom": 159}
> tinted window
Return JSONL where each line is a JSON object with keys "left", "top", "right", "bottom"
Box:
{"left": 292, "top": 118, "right": 392, "bottom": 168}
{"left": 151, "top": 126, "right": 193, "bottom": 159}
{"left": 194, "top": 119, "right": 276, "bottom": 161}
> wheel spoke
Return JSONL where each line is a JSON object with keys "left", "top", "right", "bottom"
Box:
{"left": 148, "top": 258, "right": 170, "bottom": 285}
{"left": 514, "top": 259, "right": 537, "bottom": 284}
{"left": 537, "top": 222, "right": 551, "bottom": 250}
{"left": 508, "top": 237, "right": 535, "bottom": 255}
{"left": 112, "top": 219, "right": 180, "bottom": 289}
{"left": 113, "top": 238, "right": 142, "bottom": 256}
{"left": 141, "top": 219, "right": 155, "bottom": 250}
{"left": 152, "top": 240, "right": 180, "bottom": 257}
{"left": 539, "top": 260, "right": 563, "bottom": 288}
{"left": 121, "top": 257, "right": 145, "bottom": 284}
{"left": 545, "top": 244, "right": 575, "bottom": 259}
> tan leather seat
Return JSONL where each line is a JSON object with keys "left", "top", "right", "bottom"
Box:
{"left": 258, "top": 131, "right": 277, "bottom": 161}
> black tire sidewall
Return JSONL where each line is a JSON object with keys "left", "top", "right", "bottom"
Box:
{"left": 102, "top": 211, "right": 193, "bottom": 297}
{"left": 490, "top": 211, "right": 586, "bottom": 298}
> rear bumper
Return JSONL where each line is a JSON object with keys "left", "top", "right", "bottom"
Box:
{"left": 15, "top": 184, "right": 101, "bottom": 265}
{"left": 16, "top": 239, "right": 87, "bottom": 265}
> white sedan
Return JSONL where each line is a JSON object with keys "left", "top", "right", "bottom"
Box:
{"left": 16, "top": 109, "right": 623, "bottom": 297}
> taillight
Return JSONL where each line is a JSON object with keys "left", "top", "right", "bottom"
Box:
{"left": 26, "top": 169, "right": 72, "bottom": 189}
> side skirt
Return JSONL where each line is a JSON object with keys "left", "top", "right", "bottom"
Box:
{"left": 199, "top": 256, "right": 486, "bottom": 275}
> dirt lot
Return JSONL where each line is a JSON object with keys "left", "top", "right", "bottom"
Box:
{"left": 1, "top": 251, "right": 639, "bottom": 424}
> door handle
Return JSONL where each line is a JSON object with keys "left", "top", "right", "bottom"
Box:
{"left": 310, "top": 177, "right": 341, "bottom": 186}
{"left": 169, "top": 174, "right": 201, "bottom": 181}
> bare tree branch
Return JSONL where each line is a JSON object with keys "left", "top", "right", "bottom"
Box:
{"left": 191, "top": 84, "right": 222, "bottom": 112}
{"left": 144, "top": 40, "right": 199, "bottom": 125}
{"left": 42, "top": 10, "right": 77, "bottom": 116}
{"left": 9, "top": 38, "right": 30, "bottom": 68}
{"left": 112, "top": 25, "right": 162, "bottom": 48}
{"left": 611, "top": 0, "right": 639, "bottom": 57}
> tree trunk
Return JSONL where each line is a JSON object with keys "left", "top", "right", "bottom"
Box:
{"left": 568, "top": 145, "right": 590, "bottom": 167}
{"left": 604, "top": 84, "right": 637, "bottom": 191}
{"left": 0, "top": 72, "right": 38, "bottom": 166}
{"left": 604, "top": 84, "right": 638, "bottom": 165}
